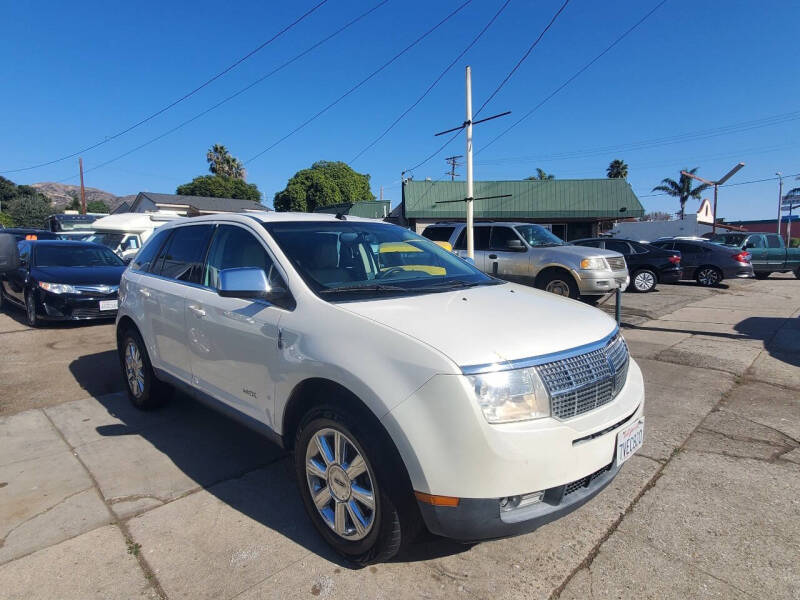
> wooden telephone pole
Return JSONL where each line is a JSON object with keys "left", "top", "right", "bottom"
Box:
{"left": 79, "top": 157, "right": 87, "bottom": 215}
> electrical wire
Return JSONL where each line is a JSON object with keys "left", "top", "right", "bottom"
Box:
{"left": 1, "top": 0, "right": 329, "bottom": 174}
{"left": 348, "top": 0, "right": 512, "bottom": 165}
{"left": 638, "top": 171, "right": 800, "bottom": 198}
{"left": 243, "top": 0, "right": 474, "bottom": 165}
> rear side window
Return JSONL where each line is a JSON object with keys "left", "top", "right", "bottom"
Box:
{"left": 574, "top": 240, "right": 602, "bottom": 248}
{"left": 489, "top": 226, "right": 521, "bottom": 250}
{"left": 130, "top": 228, "right": 170, "bottom": 272}
{"left": 153, "top": 225, "right": 215, "bottom": 283}
{"left": 674, "top": 242, "right": 701, "bottom": 255}
{"left": 454, "top": 227, "right": 490, "bottom": 250}
{"left": 421, "top": 226, "right": 455, "bottom": 242}
{"left": 766, "top": 235, "right": 783, "bottom": 249}
{"left": 630, "top": 242, "right": 651, "bottom": 254}
{"left": 605, "top": 240, "right": 632, "bottom": 255}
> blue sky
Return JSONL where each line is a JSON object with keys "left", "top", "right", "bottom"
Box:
{"left": 2, "top": 0, "right": 798, "bottom": 220}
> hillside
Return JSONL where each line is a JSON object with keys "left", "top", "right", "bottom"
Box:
{"left": 31, "top": 182, "right": 136, "bottom": 212}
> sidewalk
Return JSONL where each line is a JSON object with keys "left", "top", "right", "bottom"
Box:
{"left": 0, "top": 276, "right": 798, "bottom": 599}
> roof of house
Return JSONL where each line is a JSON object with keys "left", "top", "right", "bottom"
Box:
{"left": 313, "top": 201, "right": 390, "bottom": 219}
{"left": 131, "top": 192, "right": 265, "bottom": 213}
{"left": 402, "top": 179, "right": 644, "bottom": 220}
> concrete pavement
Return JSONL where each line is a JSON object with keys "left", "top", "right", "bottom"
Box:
{"left": 0, "top": 274, "right": 798, "bottom": 599}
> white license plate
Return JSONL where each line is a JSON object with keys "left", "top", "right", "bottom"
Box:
{"left": 99, "top": 300, "right": 118, "bottom": 311}
{"left": 616, "top": 418, "right": 644, "bottom": 466}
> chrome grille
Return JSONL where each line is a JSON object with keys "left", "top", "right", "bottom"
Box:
{"left": 606, "top": 257, "right": 627, "bottom": 271}
{"left": 536, "top": 334, "right": 629, "bottom": 420}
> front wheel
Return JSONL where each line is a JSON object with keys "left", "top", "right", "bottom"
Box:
{"left": 696, "top": 266, "right": 722, "bottom": 287}
{"left": 631, "top": 268, "right": 657, "bottom": 292}
{"left": 754, "top": 272, "right": 771, "bottom": 280}
{"left": 118, "top": 328, "right": 169, "bottom": 410}
{"left": 795, "top": 266, "right": 800, "bottom": 280}
{"left": 294, "top": 409, "right": 418, "bottom": 565}
{"left": 25, "top": 291, "right": 39, "bottom": 327}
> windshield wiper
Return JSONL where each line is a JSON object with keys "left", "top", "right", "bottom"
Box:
{"left": 319, "top": 284, "right": 408, "bottom": 294}
{"left": 415, "top": 279, "right": 482, "bottom": 290}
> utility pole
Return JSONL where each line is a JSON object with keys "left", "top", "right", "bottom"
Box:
{"left": 776, "top": 172, "right": 783, "bottom": 238}
{"left": 682, "top": 162, "right": 745, "bottom": 234}
{"left": 433, "top": 66, "right": 510, "bottom": 260}
{"left": 79, "top": 157, "right": 87, "bottom": 215}
{"left": 444, "top": 155, "right": 463, "bottom": 181}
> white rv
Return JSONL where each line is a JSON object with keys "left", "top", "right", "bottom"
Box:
{"left": 85, "top": 213, "right": 177, "bottom": 262}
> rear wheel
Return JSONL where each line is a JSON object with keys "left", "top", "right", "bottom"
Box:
{"left": 631, "top": 268, "right": 657, "bottom": 292}
{"left": 25, "top": 291, "right": 39, "bottom": 327}
{"left": 795, "top": 266, "right": 800, "bottom": 280}
{"left": 754, "top": 272, "right": 771, "bottom": 280}
{"left": 119, "top": 328, "right": 169, "bottom": 410}
{"left": 537, "top": 271, "right": 579, "bottom": 299}
{"left": 696, "top": 266, "right": 722, "bottom": 287}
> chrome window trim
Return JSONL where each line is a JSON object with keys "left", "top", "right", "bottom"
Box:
{"left": 460, "top": 328, "right": 620, "bottom": 375}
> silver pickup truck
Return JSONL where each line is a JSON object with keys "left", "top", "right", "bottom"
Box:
{"left": 422, "top": 222, "right": 629, "bottom": 300}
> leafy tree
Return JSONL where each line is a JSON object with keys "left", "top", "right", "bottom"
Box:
{"left": 607, "top": 159, "right": 628, "bottom": 179}
{"left": 651, "top": 168, "right": 710, "bottom": 220}
{"left": 86, "top": 200, "right": 109, "bottom": 213}
{"left": 525, "top": 168, "right": 555, "bottom": 181}
{"left": 640, "top": 211, "right": 672, "bottom": 221}
{"left": 67, "top": 191, "right": 82, "bottom": 211}
{"left": 0, "top": 176, "right": 17, "bottom": 210}
{"left": 8, "top": 193, "right": 53, "bottom": 228}
{"left": 176, "top": 175, "right": 262, "bottom": 202}
{"left": 206, "top": 144, "right": 246, "bottom": 179}
{"left": 274, "top": 161, "right": 375, "bottom": 212}
{"left": 0, "top": 211, "right": 14, "bottom": 227}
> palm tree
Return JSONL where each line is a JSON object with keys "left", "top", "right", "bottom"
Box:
{"left": 206, "top": 144, "right": 246, "bottom": 180}
{"left": 526, "top": 168, "right": 555, "bottom": 181}
{"left": 651, "top": 168, "right": 710, "bottom": 220}
{"left": 607, "top": 159, "right": 628, "bottom": 179}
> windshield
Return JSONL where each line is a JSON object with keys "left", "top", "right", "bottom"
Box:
{"left": 514, "top": 225, "right": 565, "bottom": 247}
{"left": 84, "top": 232, "right": 124, "bottom": 250}
{"left": 47, "top": 215, "right": 100, "bottom": 232}
{"left": 263, "top": 221, "right": 497, "bottom": 300}
{"left": 33, "top": 245, "right": 125, "bottom": 267}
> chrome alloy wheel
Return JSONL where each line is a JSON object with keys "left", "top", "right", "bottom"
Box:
{"left": 305, "top": 427, "right": 376, "bottom": 541}
{"left": 697, "top": 267, "right": 720, "bottom": 286}
{"left": 633, "top": 270, "right": 656, "bottom": 292}
{"left": 545, "top": 279, "right": 571, "bottom": 296}
{"left": 124, "top": 341, "right": 145, "bottom": 398}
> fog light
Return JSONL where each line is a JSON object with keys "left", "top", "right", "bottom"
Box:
{"left": 499, "top": 491, "right": 544, "bottom": 512}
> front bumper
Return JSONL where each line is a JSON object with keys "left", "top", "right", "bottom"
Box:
{"left": 577, "top": 269, "right": 630, "bottom": 295}
{"left": 36, "top": 289, "right": 119, "bottom": 320}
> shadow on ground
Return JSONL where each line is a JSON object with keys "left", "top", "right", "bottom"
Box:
{"left": 69, "top": 349, "right": 125, "bottom": 397}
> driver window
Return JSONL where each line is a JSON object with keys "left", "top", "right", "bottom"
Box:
{"left": 745, "top": 236, "right": 764, "bottom": 249}
{"left": 489, "top": 226, "right": 521, "bottom": 250}
{"left": 204, "top": 225, "right": 285, "bottom": 291}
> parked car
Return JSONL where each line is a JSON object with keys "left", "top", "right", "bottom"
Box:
{"left": 0, "top": 239, "right": 126, "bottom": 326}
{"left": 57, "top": 231, "right": 95, "bottom": 241}
{"left": 106, "top": 213, "right": 644, "bottom": 564}
{"left": 571, "top": 238, "right": 682, "bottom": 293}
{"left": 0, "top": 228, "right": 59, "bottom": 242}
{"left": 649, "top": 238, "right": 754, "bottom": 286}
{"left": 709, "top": 232, "right": 800, "bottom": 279}
{"left": 421, "top": 222, "right": 629, "bottom": 301}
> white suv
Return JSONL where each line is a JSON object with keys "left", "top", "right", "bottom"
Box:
{"left": 116, "top": 212, "right": 645, "bottom": 564}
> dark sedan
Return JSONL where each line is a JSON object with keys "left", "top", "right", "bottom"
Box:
{"left": 571, "top": 238, "right": 682, "bottom": 292}
{"left": 649, "top": 238, "right": 754, "bottom": 286}
{"left": 0, "top": 240, "right": 126, "bottom": 326}
{"left": 0, "top": 228, "right": 59, "bottom": 242}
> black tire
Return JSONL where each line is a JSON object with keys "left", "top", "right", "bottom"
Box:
{"left": 25, "top": 291, "right": 39, "bottom": 327}
{"left": 0, "top": 285, "right": 5, "bottom": 311}
{"left": 630, "top": 268, "right": 658, "bottom": 293}
{"left": 695, "top": 266, "right": 723, "bottom": 287}
{"left": 118, "top": 327, "right": 169, "bottom": 410}
{"left": 294, "top": 406, "right": 420, "bottom": 565}
{"left": 536, "top": 270, "right": 580, "bottom": 299}
{"left": 754, "top": 272, "right": 771, "bottom": 280}
{"left": 795, "top": 266, "right": 800, "bottom": 280}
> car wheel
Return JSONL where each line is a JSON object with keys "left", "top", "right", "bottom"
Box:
{"left": 795, "top": 266, "right": 800, "bottom": 280}
{"left": 294, "top": 408, "right": 419, "bottom": 565}
{"left": 754, "top": 272, "right": 771, "bottom": 280}
{"left": 0, "top": 286, "right": 5, "bottom": 311}
{"left": 695, "top": 266, "right": 722, "bottom": 287}
{"left": 25, "top": 291, "right": 39, "bottom": 327}
{"left": 538, "top": 271, "right": 579, "bottom": 299}
{"left": 119, "top": 328, "right": 169, "bottom": 410}
{"left": 632, "top": 268, "right": 657, "bottom": 292}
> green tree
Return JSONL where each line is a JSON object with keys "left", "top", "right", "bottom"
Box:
{"left": 86, "top": 200, "right": 110, "bottom": 213}
{"left": 274, "top": 161, "right": 374, "bottom": 212}
{"left": 176, "top": 175, "right": 262, "bottom": 202}
{"left": 206, "top": 144, "right": 246, "bottom": 179}
{"left": 0, "top": 211, "right": 14, "bottom": 227}
{"left": 651, "top": 168, "right": 710, "bottom": 220}
{"left": 67, "top": 191, "right": 82, "bottom": 211}
{"left": 0, "top": 176, "right": 17, "bottom": 210}
{"left": 8, "top": 193, "right": 53, "bottom": 228}
{"left": 525, "top": 168, "right": 555, "bottom": 181}
{"left": 607, "top": 159, "right": 629, "bottom": 179}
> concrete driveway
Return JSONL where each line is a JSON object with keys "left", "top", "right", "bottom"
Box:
{"left": 1, "top": 275, "right": 798, "bottom": 599}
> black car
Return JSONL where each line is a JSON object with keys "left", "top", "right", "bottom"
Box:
{"left": 0, "top": 228, "right": 59, "bottom": 242}
{"left": 571, "top": 238, "right": 682, "bottom": 292}
{"left": 0, "top": 240, "right": 126, "bottom": 326}
{"left": 649, "top": 238, "right": 754, "bottom": 286}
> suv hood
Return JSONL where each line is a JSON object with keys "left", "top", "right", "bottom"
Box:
{"left": 551, "top": 244, "right": 622, "bottom": 259}
{"left": 339, "top": 283, "right": 617, "bottom": 369}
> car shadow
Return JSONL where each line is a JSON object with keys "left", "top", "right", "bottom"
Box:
{"left": 69, "top": 349, "right": 126, "bottom": 397}
{"left": 76, "top": 359, "right": 470, "bottom": 568}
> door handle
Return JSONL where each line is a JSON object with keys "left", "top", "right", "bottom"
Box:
{"left": 188, "top": 305, "right": 206, "bottom": 318}
{"left": 488, "top": 254, "right": 498, "bottom": 259}
{"left": 139, "top": 288, "right": 151, "bottom": 298}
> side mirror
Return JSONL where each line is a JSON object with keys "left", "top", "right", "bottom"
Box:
{"left": 506, "top": 239, "right": 526, "bottom": 252}
{"left": 0, "top": 234, "right": 20, "bottom": 274}
{"left": 218, "top": 267, "right": 289, "bottom": 303}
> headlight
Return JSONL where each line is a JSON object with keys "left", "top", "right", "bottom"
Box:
{"left": 467, "top": 367, "right": 550, "bottom": 423}
{"left": 38, "top": 282, "right": 77, "bottom": 294}
{"left": 580, "top": 257, "right": 608, "bottom": 270}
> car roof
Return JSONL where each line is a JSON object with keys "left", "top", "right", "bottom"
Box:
{"left": 25, "top": 240, "right": 108, "bottom": 248}
{"left": 427, "top": 221, "right": 529, "bottom": 227}
{"left": 156, "top": 211, "right": 387, "bottom": 230}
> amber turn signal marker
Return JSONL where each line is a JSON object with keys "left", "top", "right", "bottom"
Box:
{"left": 414, "top": 491, "right": 460, "bottom": 507}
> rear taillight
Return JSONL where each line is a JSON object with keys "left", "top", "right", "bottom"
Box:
{"left": 733, "top": 251, "right": 751, "bottom": 263}
{"left": 668, "top": 255, "right": 681, "bottom": 264}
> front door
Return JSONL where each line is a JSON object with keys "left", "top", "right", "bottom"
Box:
{"left": 3, "top": 241, "right": 30, "bottom": 303}
{"left": 744, "top": 235, "right": 767, "bottom": 270}
{"left": 187, "top": 224, "right": 287, "bottom": 426}
{"left": 487, "top": 226, "right": 530, "bottom": 282}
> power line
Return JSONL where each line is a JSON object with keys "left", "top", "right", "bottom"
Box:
{"left": 244, "top": 0, "right": 474, "bottom": 165}
{"left": 479, "top": 0, "right": 668, "bottom": 154}
{"left": 54, "top": 1, "right": 391, "bottom": 184}
{"left": 1, "top": 0, "right": 329, "bottom": 174}
{"left": 638, "top": 171, "right": 800, "bottom": 198}
{"left": 348, "top": 0, "right": 512, "bottom": 165}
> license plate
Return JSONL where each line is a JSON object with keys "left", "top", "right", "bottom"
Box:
{"left": 99, "top": 300, "right": 118, "bottom": 311}
{"left": 616, "top": 418, "right": 644, "bottom": 466}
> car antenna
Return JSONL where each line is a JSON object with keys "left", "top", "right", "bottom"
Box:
{"left": 335, "top": 213, "right": 347, "bottom": 220}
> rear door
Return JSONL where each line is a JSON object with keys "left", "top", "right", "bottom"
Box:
{"left": 765, "top": 234, "right": 786, "bottom": 268}
{"left": 744, "top": 235, "right": 767, "bottom": 270}
{"left": 453, "top": 226, "right": 489, "bottom": 271}
{"left": 673, "top": 242, "right": 702, "bottom": 278}
{"left": 3, "top": 241, "right": 30, "bottom": 303}
{"left": 487, "top": 226, "right": 530, "bottom": 282}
